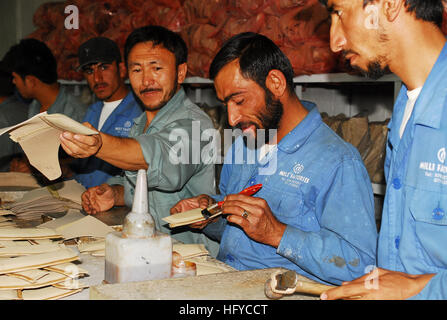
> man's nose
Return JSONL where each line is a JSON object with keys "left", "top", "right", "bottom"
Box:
{"left": 227, "top": 105, "right": 242, "bottom": 127}
{"left": 142, "top": 69, "right": 155, "bottom": 87}
{"left": 94, "top": 69, "right": 103, "bottom": 83}
{"left": 330, "top": 19, "right": 346, "bottom": 53}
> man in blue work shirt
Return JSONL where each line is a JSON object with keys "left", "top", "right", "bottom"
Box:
{"left": 73, "top": 37, "right": 143, "bottom": 189}
{"left": 319, "top": 0, "right": 447, "bottom": 300}
{"left": 170, "top": 33, "right": 378, "bottom": 285}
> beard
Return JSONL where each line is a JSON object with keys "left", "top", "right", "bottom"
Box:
{"left": 237, "top": 88, "right": 283, "bottom": 149}
{"left": 350, "top": 59, "right": 390, "bottom": 80}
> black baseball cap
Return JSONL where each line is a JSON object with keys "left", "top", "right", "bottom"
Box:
{"left": 78, "top": 37, "right": 122, "bottom": 71}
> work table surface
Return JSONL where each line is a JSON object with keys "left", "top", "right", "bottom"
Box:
{"left": 4, "top": 202, "right": 317, "bottom": 301}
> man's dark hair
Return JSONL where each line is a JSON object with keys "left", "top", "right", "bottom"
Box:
{"left": 209, "top": 32, "right": 295, "bottom": 94}
{"left": 319, "top": 0, "right": 444, "bottom": 27}
{"left": 3, "top": 38, "right": 58, "bottom": 84}
{"left": 124, "top": 25, "right": 188, "bottom": 67}
{"left": 0, "top": 70, "right": 14, "bottom": 97}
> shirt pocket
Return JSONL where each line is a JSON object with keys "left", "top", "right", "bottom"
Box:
{"left": 409, "top": 190, "right": 447, "bottom": 268}
{"left": 265, "top": 187, "right": 305, "bottom": 227}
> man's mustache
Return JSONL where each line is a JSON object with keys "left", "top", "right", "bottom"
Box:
{"left": 93, "top": 83, "right": 108, "bottom": 90}
{"left": 140, "top": 88, "right": 162, "bottom": 94}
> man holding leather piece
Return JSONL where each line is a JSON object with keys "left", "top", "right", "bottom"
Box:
{"left": 59, "top": 26, "right": 219, "bottom": 257}
{"left": 170, "top": 32, "right": 378, "bottom": 286}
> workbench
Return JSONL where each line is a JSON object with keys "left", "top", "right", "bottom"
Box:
{"left": 1, "top": 189, "right": 318, "bottom": 301}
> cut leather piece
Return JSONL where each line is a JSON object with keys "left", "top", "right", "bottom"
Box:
{"left": 0, "top": 172, "right": 40, "bottom": 189}
{"left": 0, "top": 240, "right": 33, "bottom": 248}
{"left": 0, "top": 271, "right": 68, "bottom": 290}
{"left": 186, "top": 256, "right": 235, "bottom": 276}
{"left": 0, "top": 227, "right": 62, "bottom": 240}
{"left": 20, "top": 286, "right": 83, "bottom": 300}
{"left": 7, "top": 269, "right": 49, "bottom": 283}
{"left": 0, "top": 210, "right": 14, "bottom": 216}
{"left": 52, "top": 279, "right": 89, "bottom": 290}
{"left": 77, "top": 239, "right": 105, "bottom": 253}
{"left": 0, "top": 290, "right": 19, "bottom": 300}
{"left": 0, "top": 243, "right": 66, "bottom": 257}
{"left": 90, "top": 250, "right": 105, "bottom": 257}
{"left": 52, "top": 215, "right": 114, "bottom": 240}
{"left": 173, "top": 243, "right": 209, "bottom": 259}
{"left": 0, "top": 217, "right": 11, "bottom": 223}
{"left": 39, "top": 209, "right": 85, "bottom": 230}
{"left": 0, "top": 222, "right": 17, "bottom": 229}
{"left": 44, "top": 263, "right": 88, "bottom": 278}
{"left": 162, "top": 208, "right": 207, "bottom": 228}
{"left": 0, "top": 112, "right": 98, "bottom": 181}
{"left": 0, "top": 248, "right": 78, "bottom": 274}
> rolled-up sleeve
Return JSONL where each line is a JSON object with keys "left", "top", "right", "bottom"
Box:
{"left": 277, "top": 158, "right": 378, "bottom": 285}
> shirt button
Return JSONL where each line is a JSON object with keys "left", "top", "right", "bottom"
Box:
{"left": 433, "top": 207, "right": 445, "bottom": 221}
{"left": 392, "top": 178, "right": 402, "bottom": 190}
{"left": 395, "top": 236, "right": 400, "bottom": 249}
{"left": 249, "top": 178, "right": 256, "bottom": 186}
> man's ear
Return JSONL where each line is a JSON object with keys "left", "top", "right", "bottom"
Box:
{"left": 382, "top": 0, "right": 405, "bottom": 22}
{"left": 24, "top": 75, "right": 37, "bottom": 89}
{"left": 177, "top": 63, "right": 188, "bottom": 85}
{"left": 265, "top": 69, "right": 287, "bottom": 98}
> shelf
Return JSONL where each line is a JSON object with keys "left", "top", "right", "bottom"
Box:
{"left": 58, "top": 72, "right": 401, "bottom": 86}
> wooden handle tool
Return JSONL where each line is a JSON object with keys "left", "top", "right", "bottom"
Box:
{"left": 265, "top": 270, "right": 334, "bottom": 299}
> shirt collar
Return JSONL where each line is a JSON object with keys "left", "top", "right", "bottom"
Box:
{"left": 410, "top": 39, "right": 447, "bottom": 129}
{"left": 278, "top": 100, "right": 320, "bottom": 154}
{"left": 133, "top": 87, "right": 186, "bottom": 131}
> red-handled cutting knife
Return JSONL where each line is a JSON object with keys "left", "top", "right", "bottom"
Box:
{"left": 201, "top": 184, "right": 263, "bottom": 219}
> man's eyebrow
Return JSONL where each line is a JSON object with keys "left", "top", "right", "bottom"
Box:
{"left": 218, "top": 92, "right": 244, "bottom": 104}
{"left": 128, "top": 60, "right": 160, "bottom": 67}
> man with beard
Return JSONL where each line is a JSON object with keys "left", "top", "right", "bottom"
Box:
{"left": 73, "top": 37, "right": 143, "bottom": 189}
{"left": 170, "top": 33, "right": 378, "bottom": 285}
{"left": 59, "top": 26, "right": 220, "bottom": 257}
{"left": 319, "top": 0, "right": 447, "bottom": 300}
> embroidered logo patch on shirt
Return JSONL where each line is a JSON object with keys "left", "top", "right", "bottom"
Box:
{"left": 279, "top": 163, "right": 310, "bottom": 188}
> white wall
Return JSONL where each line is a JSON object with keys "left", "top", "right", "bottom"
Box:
{"left": 0, "top": 0, "right": 50, "bottom": 58}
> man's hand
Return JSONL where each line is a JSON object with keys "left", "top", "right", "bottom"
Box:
{"left": 82, "top": 184, "right": 119, "bottom": 215}
{"left": 320, "top": 267, "right": 435, "bottom": 300}
{"left": 221, "top": 194, "right": 286, "bottom": 248}
{"left": 170, "top": 194, "right": 217, "bottom": 229}
{"left": 60, "top": 122, "right": 102, "bottom": 159}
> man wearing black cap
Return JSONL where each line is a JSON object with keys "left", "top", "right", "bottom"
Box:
{"left": 73, "top": 37, "right": 143, "bottom": 189}
{"left": 0, "top": 60, "right": 28, "bottom": 172}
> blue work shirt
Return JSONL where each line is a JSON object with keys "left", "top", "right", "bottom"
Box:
{"left": 205, "top": 102, "right": 377, "bottom": 285}
{"left": 74, "top": 92, "right": 143, "bottom": 189}
{"left": 378, "top": 41, "right": 447, "bottom": 300}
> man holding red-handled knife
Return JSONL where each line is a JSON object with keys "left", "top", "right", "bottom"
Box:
{"left": 170, "top": 32, "right": 378, "bottom": 286}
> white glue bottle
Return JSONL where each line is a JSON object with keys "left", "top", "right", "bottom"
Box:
{"left": 104, "top": 169, "right": 172, "bottom": 284}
